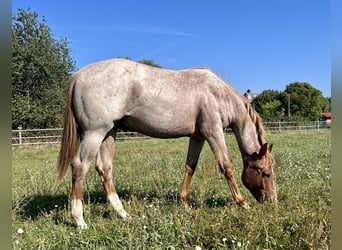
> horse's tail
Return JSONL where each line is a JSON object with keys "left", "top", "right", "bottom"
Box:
{"left": 57, "top": 73, "right": 80, "bottom": 181}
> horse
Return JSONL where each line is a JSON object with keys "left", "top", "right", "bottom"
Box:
{"left": 57, "top": 58, "right": 276, "bottom": 229}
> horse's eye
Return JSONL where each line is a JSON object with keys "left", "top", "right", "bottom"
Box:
{"left": 262, "top": 172, "right": 270, "bottom": 179}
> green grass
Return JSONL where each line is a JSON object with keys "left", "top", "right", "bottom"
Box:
{"left": 12, "top": 131, "right": 331, "bottom": 249}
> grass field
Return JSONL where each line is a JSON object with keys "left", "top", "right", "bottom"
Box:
{"left": 12, "top": 131, "right": 331, "bottom": 249}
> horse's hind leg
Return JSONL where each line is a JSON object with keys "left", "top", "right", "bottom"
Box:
{"left": 95, "top": 135, "right": 129, "bottom": 219}
{"left": 181, "top": 138, "right": 205, "bottom": 208}
{"left": 71, "top": 131, "right": 105, "bottom": 229}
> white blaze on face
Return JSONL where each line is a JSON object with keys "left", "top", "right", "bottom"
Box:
{"left": 71, "top": 199, "right": 87, "bottom": 229}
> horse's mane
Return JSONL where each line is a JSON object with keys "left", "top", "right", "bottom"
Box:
{"left": 243, "top": 104, "right": 275, "bottom": 166}
{"left": 243, "top": 103, "right": 266, "bottom": 146}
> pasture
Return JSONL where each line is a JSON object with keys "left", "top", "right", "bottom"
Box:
{"left": 12, "top": 131, "right": 330, "bottom": 249}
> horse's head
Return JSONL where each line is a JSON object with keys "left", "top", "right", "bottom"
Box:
{"left": 242, "top": 143, "right": 276, "bottom": 203}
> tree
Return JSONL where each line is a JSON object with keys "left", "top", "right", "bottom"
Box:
{"left": 252, "top": 82, "right": 329, "bottom": 121}
{"left": 252, "top": 90, "right": 285, "bottom": 121}
{"left": 116, "top": 57, "right": 162, "bottom": 68}
{"left": 284, "top": 82, "right": 325, "bottom": 121}
{"left": 12, "top": 8, "right": 75, "bottom": 129}
{"left": 138, "top": 59, "right": 162, "bottom": 68}
{"left": 321, "top": 97, "right": 331, "bottom": 113}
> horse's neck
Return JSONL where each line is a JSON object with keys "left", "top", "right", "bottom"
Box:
{"left": 216, "top": 83, "right": 261, "bottom": 157}
{"left": 231, "top": 113, "right": 260, "bottom": 158}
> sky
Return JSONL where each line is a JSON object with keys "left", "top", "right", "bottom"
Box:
{"left": 12, "top": 0, "right": 331, "bottom": 97}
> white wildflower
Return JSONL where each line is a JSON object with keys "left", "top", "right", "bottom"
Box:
{"left": 15, "top": 239, "right": 19, "bottom": 244}
{"left": 146, "top": 204, "right": 153, "bottom": 208}
{"left": 17, "top": 228, "right": 24, "bottom": 234}
{"left": 222, "top": 237, "right": 227, "bottom": 243}
{"left": 195, "top": 246, "right": 202, "bottom": 250}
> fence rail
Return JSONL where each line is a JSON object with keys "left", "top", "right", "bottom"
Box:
{"left": 262, "top": 120, "right": 330, "bottom": 132}
{"left": 12, "top": 121, "right": 330, "bottom": 147}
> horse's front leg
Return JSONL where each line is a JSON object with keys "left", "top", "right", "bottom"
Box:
{"left": 206, "top": 131, "right": 249, "bottom": 209}
{"left": 221, "top": 156, "right": 250, "bottom": 209}
{"left": 181, "top": 138, "right": 205, "bottom": 208}
{"left": 95, "top": 136, "right": 129, "bottom": 219}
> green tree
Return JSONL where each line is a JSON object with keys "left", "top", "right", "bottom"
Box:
{"left": 117, "top": 57, "right": 162, "bottom": 68}
{"left": 138, "top": 59, "right": 162, "bottom": 68}
{"left": 252, "top": 90, "right": 285, "bottom": 121}
{"left": 321, "top": 97, "right": 331, "bottom": 113}
{"left": 12, "top": 8, "right": 75, "bottom": 129}
{"left": 284, "top": 82, "right": 324, "bottom": 121}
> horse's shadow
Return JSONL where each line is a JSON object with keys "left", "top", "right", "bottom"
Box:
{"left": 15, "top": 193, "right": 69, "bottom": 220}
{"left": 15, "top": 188, "right": 232, "bottom": 222}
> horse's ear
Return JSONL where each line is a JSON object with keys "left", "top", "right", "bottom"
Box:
{"left": 258, "top": 143, "right": 268, "bottom": 158}
{"left": 268, "top": 144, "right": 273, "bottom": 153}
{"left": 250, "top": 152, "right": 258, "bottom": 160}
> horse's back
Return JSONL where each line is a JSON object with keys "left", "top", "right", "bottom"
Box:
{"left": 71, "top": 58, "right": 240, "bottom": 137}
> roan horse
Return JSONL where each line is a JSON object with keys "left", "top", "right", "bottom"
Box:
{"left": 57, "top": 58, "right": 276, "bottom": 228}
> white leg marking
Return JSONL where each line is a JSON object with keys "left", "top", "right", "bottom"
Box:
{"left": 108, "top": 193, "right": 129, "bottom": 219}
{"left": 71, "top": 199, "right": 87, "bottom": 229}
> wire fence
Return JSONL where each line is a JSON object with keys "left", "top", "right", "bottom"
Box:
{"left": 12, "top": 121, "right": 330, "bottom": 147}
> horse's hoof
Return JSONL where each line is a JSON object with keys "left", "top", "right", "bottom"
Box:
{"left": 239, "top": 201, "right": 250, "bottom": 209}
{"left": 122, "top": 213, "right": 131, "bottom": 221}
{"left": 118, "top": 209, "right": 131, "bottom": 221}
{"left": 77, "top": 223, "right": 88, "bottom": 230}
{"left": 181, "top": 201, "right": 191, "bottom": 209}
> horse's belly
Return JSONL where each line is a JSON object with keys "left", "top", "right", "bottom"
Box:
{"left": 121, "top": 113, "right": 196, "bottom": 138}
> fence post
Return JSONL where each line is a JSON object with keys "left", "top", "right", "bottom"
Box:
{"left": 317, "top": 120, "right": 320, "bottom": 131}
{"left": 18, "top": 126, "right": 22, "bottom": 146}
{"left": 278, "top": 120, "right": 281, "bottom": 133}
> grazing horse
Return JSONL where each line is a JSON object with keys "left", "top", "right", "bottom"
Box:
{"left": 57, "top": 58, "right": 276, "bottom": 229}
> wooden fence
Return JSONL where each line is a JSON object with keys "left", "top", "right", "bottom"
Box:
{"left": 12, "top": 121, "right": 330, "bottom": 147}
